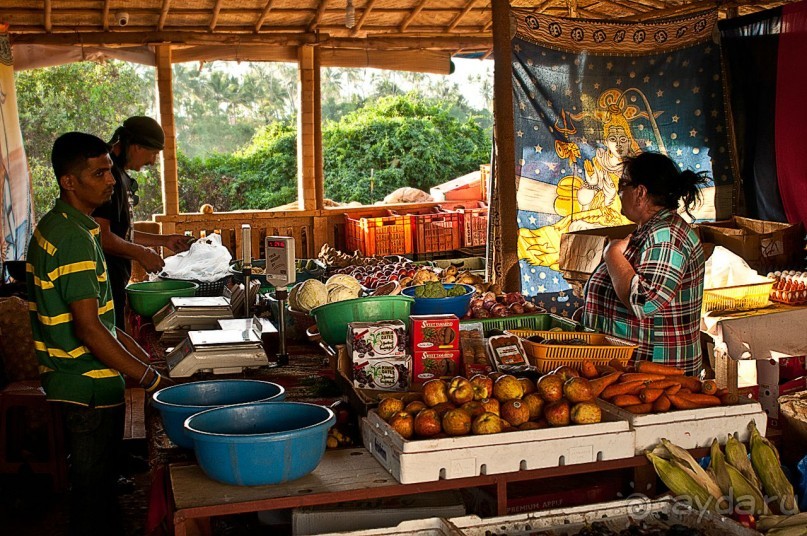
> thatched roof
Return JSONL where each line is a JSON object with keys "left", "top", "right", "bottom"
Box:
{"left": 3, "top": 0, "right": 801, "bottom": 61}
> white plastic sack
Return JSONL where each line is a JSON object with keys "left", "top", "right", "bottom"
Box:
{"left": 704, "top": 245, "right": 769, "bottom": 289}
{"left": 160, "top": 233, "right": 232, "bottom": 282}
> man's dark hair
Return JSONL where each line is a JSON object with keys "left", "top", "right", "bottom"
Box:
{"left": 51, "top": 132, "right": 111, "bottom": 184}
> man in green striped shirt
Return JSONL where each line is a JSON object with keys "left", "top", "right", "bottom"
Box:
{"left": 27, "top": 132, "right": 170, "bottom": 536}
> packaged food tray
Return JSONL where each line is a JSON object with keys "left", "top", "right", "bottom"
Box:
{"left": 702, "top": 279, "right": 773, "bottom": 312}
{"left": 450, "top": 497, "right": 760, "bottom": 536}
{"left": 506, "top": 330, "right": 636, "bottom": 372}
{"left": 461, "top": 313, "right": 580, "bottom": 336}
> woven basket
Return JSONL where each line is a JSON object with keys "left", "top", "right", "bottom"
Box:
{"left": 162, "top": 276, "right": 230, "bottom": 297}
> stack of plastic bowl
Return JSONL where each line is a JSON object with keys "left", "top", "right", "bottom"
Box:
{"left": 401, "top": 283, "right": 475, "bottom": 318}
{"left": 151, "top": 379, "right": 285, "bottom": 449}
{"left": 184, "top": 401, "right": 335, "bottom": 486}
{"left": 125, "top": 280, "right": 199, "bottom": 317}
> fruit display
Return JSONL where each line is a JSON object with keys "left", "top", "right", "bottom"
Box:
{"left": 375, "top": 368, "right": 605, "bottom": 440}
{"left": 466, "top": 291, "right": 542, "bottom": 318}
{"left": 326, "top": 401, "right": 358, "bottom": 449}
{"left": 647, "top": 424, "right": 800, "bottom": 528}
{"left": 586, "top": 360, "right": 739, "bottom": 414}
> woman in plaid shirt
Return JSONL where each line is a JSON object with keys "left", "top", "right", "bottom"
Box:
{"left": 583, "top": 152, "right": 709, "bottom": 375}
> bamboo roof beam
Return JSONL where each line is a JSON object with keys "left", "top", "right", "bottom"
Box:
{"left": 158, "top": 0, "right": 172, "bottom": 31}
{"left": 400, "top": 0, "right": 429, "bottom": 32}
{"left": 596, "top": 0, "right": 647, "bottom": 15}
{"left": 620, "top": 1, "right": 715, "bottom": 20}
{"left": 44, "top": 0, "right": 51, "bottom": 32}
{"left": 448, "top": 0, "right": 478, "bottom": 32}
{"left": 567, "top": 0, "right": 578, "bottom": 18}
{"left": 254, "top": 0, "right": 276, "bottom": 32}
{"left": 10, "top": 31, "right": 321, "bottom": 47}
{"left": 352, "top": 0, "right": 378, "bottom": 35}
{"left": 306, "top": 0, "right": 329, "bottom": 33}
{"left": 209, "top": 0, "right": 225, "bottom": 31}
{"left": 102, "top": 0, "right": 110, "bottom": 31}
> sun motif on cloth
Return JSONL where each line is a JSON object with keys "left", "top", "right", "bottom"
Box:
{"left": 510, "top": 9, "right": 733, "bottom": 298}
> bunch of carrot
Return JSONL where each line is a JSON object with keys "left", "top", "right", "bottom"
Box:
{"left": 580, "top": 358, "right": 738, "bottom": 414}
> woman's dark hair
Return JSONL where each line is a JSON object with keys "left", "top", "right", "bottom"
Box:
{"left": 51, "top": 132, "right": 110, "bottom": 184}
{"left": 621, "top": 151, "right": 710, "bottom": 218}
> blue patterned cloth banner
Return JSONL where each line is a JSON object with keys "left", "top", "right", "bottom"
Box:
{"left": 510, "top": 9, "right": 733, "bottom": 301}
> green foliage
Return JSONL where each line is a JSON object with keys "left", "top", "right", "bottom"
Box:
{"left": 323, "top": 93, "right": 491, "bottom": 204}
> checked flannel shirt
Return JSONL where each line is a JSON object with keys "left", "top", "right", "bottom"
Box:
{"left": 582, "top": 208, "right": 705, "bottom": 375}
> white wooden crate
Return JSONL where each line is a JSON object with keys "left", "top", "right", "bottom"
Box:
{"left": 600, "top": 397, "right": 768, "bottom": 454}
{"left": 316, "top": 517, "right": 463, "bottom": 536}
{"left": 361, "top": 410, "right": 634, "bottom": 484}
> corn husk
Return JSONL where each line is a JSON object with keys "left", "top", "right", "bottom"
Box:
{"left": 725, "top": 433, "right": 763, "bottom": 491}
{"left": 757, "top": 512, "right": 807, "bottom": 531}
{"left": 659, "top": 438, "right": 726, "bottom": 509}
{"left": 749, "top": 421, "right": 799, "bottom": 515}
{"left": 646, "top": 452, "right": 718, "bottom": 512}
{"left": 711, "top": 439, "right": 769, "bottom": 516}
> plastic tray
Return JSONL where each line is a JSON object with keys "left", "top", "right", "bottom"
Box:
{"left": 413, "top": 211, "right": 462, "bottom": 254}
{"left": 702, "top": 279, "right": 774, "bottom": 312}
{"left": 506, "top": 330, "right": 636, "bottom": 372}
{"left": 460, "top": 313, "right": 579, "bottom": 336}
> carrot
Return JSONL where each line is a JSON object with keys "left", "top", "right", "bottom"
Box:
{"left": 716, "top": 387, "right": 729, "bottom": 397}
{"left": 612, "top": 394, "right": 643, "bottom": 407}
{"left": 624, "top": 403, "right": 653, "bottom": 414}
{"left": 678, "top": 388, "right": 692, "bottom": 394}
{"left": 646, "top": 379, "right": 681, "bottom": 390}
{"left": 635, "top": 361, "right": 685, "bottom": 376}
{"left": 639, "top": 388, "right": 664, "bottom": 404}
{"left": 669, "top": 393, "right": 721, "bottom": 410}
{"left": 676, "top": 376, "right": 702, "bottom": 393}
{"left": 701, "top": 379, "right": 718, "bottom": 396}
{"left": 595, "top": 364, "right": 618, "bottom": 376}
{"left": 618, "top": 373, "right": 667, "bottom": 383}
{"left": 665, "top": 384, "right": 682, "bottom": 395}
{"left": 719, "top": 392, "right": 739, "bottom": 405}
{"left": 601, "top": 381, "right": 645, "bottom": 399}
{"left": 580, "top": 360, "right": 599, "bottom": 379}
{"left": 589, "top": 371, "right": 622, "bottom": 397}
{"left": 608, "top": 358, "right": 628, "bottom": 372}
{"left": 652, "top": 394, "right": 671, "bottom": 412}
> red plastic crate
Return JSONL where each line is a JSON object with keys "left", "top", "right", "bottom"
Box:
{"left": 415, "top": 211, "right": 462, "bottom": 253}
{"left": 440, "top": 202, "right": 489, "bottom": 248}
{"left": 345, "top": 214, "right": 414, "bottom": 257}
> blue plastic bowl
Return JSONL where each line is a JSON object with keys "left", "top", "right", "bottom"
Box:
{"left": 152, "top": 380, "right": 285, "bottom": 449}
{"left": 184, "top": 401, "right": 335, "bottom": 486}
{"left": 401, "top": 283, "right": 475, "bottom": 318}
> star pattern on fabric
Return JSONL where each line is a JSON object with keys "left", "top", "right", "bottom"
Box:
{"left": 534, "top": 144, "right": 543, "bottom": 153}
{"left": 644, "top": 75, "right": 650, "bottom": 83}
{"left": 524, "top": 274, "right": 530, "bottom": 282}
{"left": 545, "top": 162, "right": 558, "bottom": 171}
{"left": 689, "top": 128, "right": 698, "bottom": 137}
{"left": 519, "top": 102, "right": 527, "bottom": 110}
{"left": 537, "top": 284, "right": 546, "bottom": 293}
{"left": 676, "top": 148, "right": 683, "bottom": 156}
{"left": 692, "top": 86, "right": 700, "bottom": 94}
{"left": 514, "top": 44, "right": 521, "bottom": 53}
{"left": 529, "top": 215, "right": 536, "bottom": 224}
{"left": 657, "top": 90, "right": 664, "bottom": 97}
{"left": 517, "top": 130, "right": 524, "bottom": 137}
{"left": 672, "top": 115, "right": 679, "bottom": 123}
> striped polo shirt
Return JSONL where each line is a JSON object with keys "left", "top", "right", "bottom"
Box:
{"left": 26, "top": 199, "right": 125, "bottom": 407}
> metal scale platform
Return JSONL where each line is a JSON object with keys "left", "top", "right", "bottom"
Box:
{"left": 164, "top": 232, "right": 296, "bottom": 378}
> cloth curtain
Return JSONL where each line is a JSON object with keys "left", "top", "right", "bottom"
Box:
{"left": 720, "top": 0, "right": 807, "bottom": 224}
{"left": 510, "top": 8, "right": 732, "bottom": 309}
{"left": 0, "top": 27, "right": 34, "bottom": 273}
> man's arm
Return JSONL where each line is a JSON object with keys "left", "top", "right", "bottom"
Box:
{"left": 96, "top": 216, "right": 165, "bottom": 273}
{"left": 133, "top": 230, "right": 193, "bottom": 254}
{"left": 69, "top": 297, "right": 168, "bottom": 387}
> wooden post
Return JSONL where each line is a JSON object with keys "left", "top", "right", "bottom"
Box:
{"left": 492, "top": 0, "right": 520, "bottom": 292}
{"left": 297, "top": 45, "right": 322, "bottom": 213}
{"left": 155, "top": 45, "right": 179, "bottom": 219}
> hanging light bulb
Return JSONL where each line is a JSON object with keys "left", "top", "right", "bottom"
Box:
{"left": 345, "top": 0, "right": 356, "bottom": 29}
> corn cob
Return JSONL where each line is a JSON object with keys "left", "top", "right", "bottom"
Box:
{"left": 725, "top": 433, "right": 763, "bottom": 492}
{"left": 660, "top": 438, "right": 726, "bottom": 509}
{"left": 646, "top": 452, "right": 718, "bottom": 512}
{"left": 711, "top": 439, "right": 769, "bottom": 515}
{"left": 749, "top": 421, "right": 799, "bottom": 515}
{"left": 766, "top": 526, "right": 807, "bottom": 536}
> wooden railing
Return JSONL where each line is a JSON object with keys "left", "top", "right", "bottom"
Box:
{"left": 153, "top": 202, "right": 445, "bottom": 261}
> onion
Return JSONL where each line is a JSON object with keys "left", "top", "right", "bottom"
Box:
{"left": 473, "top": 307, "right": 490, "bottom": 318}
{"left": 482, "top": 291, "right": 497, "bottom": 303}
{"left": 483, "top": 300, "right": 498, "bottom": 311}
{"left": 508, "top": 302, "right": 525, "bottom": 315}
{"left": 491, "top": 304, "right": 508, "bottom": 317}
{"left": 523, "top": 301, "right": 537, "bottom": 312}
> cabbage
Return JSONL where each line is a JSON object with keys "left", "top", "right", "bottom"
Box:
{"left": 326, "top": 274, "right": 362, "bottom": 295}
{"left": 296, "top": 279, "right": 328, "bottom": 312}
{"left": 288, "top": 283, "right": 301, "bottom": 311}
{"left": 327, "top": 284, "right": 360, "bottom": 304}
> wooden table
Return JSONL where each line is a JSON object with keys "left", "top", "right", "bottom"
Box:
{"left": 170, "top": 446, "right": 684, "bottom": 535}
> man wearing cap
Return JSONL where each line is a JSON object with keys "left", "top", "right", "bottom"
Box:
{"left": 93, "top": 116, "right": 190, "bottom": 328}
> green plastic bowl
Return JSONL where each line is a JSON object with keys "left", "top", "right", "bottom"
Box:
{"left": 310, "top": 295, "right": 414, "bottom": 347}
{"left": 125, "top": 280, "right": 199, "bottom": 317}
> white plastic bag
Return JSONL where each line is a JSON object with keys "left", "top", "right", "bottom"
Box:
{"left": 160, "top": 233, "right": 232, "bottom": 282}
{"left": 704, "top": 246, "right": 769, "bottom": 289}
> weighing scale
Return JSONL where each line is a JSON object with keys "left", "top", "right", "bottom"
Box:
{"left": 153, "top": 296, "right": 233, "bottom": 332}
{"left": 263, "top": 235, "right": 296, "bottom": 366}
{"left": 165, "top": 317, "right": 269, "bottom": 378}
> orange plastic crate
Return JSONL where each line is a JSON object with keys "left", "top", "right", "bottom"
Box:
{"left": 506, "top": 329, "right": 637, "bottom": 373}
{"left": 412, "top": 211, "right": 463, "bottom": 254}
{"left": 345, "top": 214, "right": 414, "bottom": 257}
{"left": 458, "top": 206, "right": 489, "bottom": 248}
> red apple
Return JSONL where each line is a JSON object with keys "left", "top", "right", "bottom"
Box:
{"left": 421, "top": 379, "right": 449, "bottom": 407}
{"left": 469, "top": 374, "right": 494, "bottom": 400}
{"left": 448, "top": 376, "right": 475, "bottom": 405}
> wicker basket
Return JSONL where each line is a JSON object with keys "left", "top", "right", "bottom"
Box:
{"left": 702, "top": 279, "right": 774, "bottom": 313}
{"left": 506, "top": 329, "right": 637, "bottom": 372}
{"left": 779, "top": 391, "right": 807, "bottom": 445}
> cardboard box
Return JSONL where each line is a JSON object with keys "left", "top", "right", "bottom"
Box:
{"left": 347, "top": 321, "right": 407, "bottom": 360}
{"left": 292, "top": 491, "right": 465, "bottom": 535}
{"left": 698, "top": 216, "right": 804, "bottom": 273}
{"left": 412, "top": 349, "right": 461, "bottom": 383}
{"left": 409, "top": 314, "right": 460, "bottom": 351}
{"left": 756, "top": 356, "right": 807, "bottom": 428}
{"left": 558, "top": 224, "right": 636, "bottom": 297}
{"left": 352, "top": 356, "right": 412, "bottom": 391}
